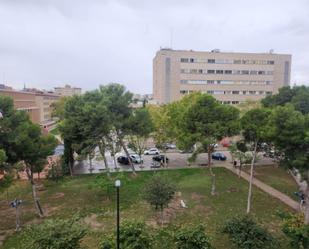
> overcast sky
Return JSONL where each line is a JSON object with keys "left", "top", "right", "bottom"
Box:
{"left": 0, "top": 0, "right": 308, "bottom": 94}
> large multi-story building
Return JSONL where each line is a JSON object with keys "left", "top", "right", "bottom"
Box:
{"left": 0, "top": 89, "right": 59, "bottom": 128}
{"left": 153, "top": 49, "right": 291, "bottom": 104}
{"left": 54, "top": 84, "right": 82, "bottom": 97}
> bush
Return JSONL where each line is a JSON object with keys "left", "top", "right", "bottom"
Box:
{"left": 100, "top": 220, "right": 153, "bottom": 249}
{"left": 282, "top": 213, "right": 309, "bottom": 249}
{"left": 175, "top": 225, "right": 212, "bottom": 249}
{"left": 21, "top": 218, "right": 86, "bottom": 249}
{"left": 222, "top": 215, "right": 276, "bottom": 249}
{"left": 142, "top": 174, "right": 176, "bottom": 210}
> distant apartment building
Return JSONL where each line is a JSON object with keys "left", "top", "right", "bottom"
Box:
{"left": 54, "top": 84, "right": 81, "bottom": 97}
{"left": 153, "top": 49, "right": 291, "bottom": 104}
{"left": 0, "top": 88, "right": 59, "bottom": 127}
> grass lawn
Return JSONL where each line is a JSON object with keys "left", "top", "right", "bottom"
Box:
{"left": 0, "top": 168, "right": 294, "bottom": 249}
{"left": 49, "top": 126, "right": 59, "bottom": 136}
{"left": 244, "top": 165, "right": 299, "bottom": 201}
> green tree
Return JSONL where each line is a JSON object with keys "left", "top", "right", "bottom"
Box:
{"left": 143, "top": 174, "right": 175, "bottom": 224}
{"left": 266, "top": 105, "right": 309, "bottom": 223}
{"left": 241, "top": 108, "right": 270, "bottom": 213}
{"left": 51, "top": 96, "right": 71, "bottom": 120}
{"left": 178, "top": 94, "right": 239, "bottom": 195}
{"left": 148, "top": 104, "right": 172, "bottom": 167}
{"left": 262, "top": 85, "right": 309, "bottom": 114}
{"left": 175, "top": 225, "right": 212, "bottom": 249}
{"left": 281, "top": 213, "right": 309, "bottom": 249}
{"left": 128, "top": 108, "right": 154, "bottom": 167}
{"left": 99, "top": 84, "right": 136, "bottom": 173}
{"left": 0, "top": 96, "right": 57, "bottom": 216}
{"left": 229, "top": 141, "right": 252, "bottom": 178}
{"left": 22, "top": 218, "right": 86, "bottom": 249}
{"left": 222, "top": 216, "right": 276, "bottom": 249}
{"left": 59, "top": 95, "right": 86, "bottom": 176}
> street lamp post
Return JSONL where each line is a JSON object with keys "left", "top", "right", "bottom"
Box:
{"left": 115, "top": 180, "right": 121, "bottom": 249}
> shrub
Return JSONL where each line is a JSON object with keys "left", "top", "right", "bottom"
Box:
{"left": 22, "top": 218, "right": 86, "bottom": 249}
{"left": 282, "top": 213, "right": 309, "bottom": 249}
{"left": 142, "top": 174, "right": 176, "bottom": 211}
{"left": 100, "top": 220, "right": 153, "bottom": 249}
{"left": 222, "top": 215, "right": 276, "bottom": 249}
{"left": 175, "top": 225, "right": 212, "bottom": 249}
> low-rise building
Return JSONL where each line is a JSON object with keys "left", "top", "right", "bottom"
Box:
{"left": 54, "top": 84, "right": 81, "bottom": 96}
{"left": 0, "top": 89, "right": 40, "bottom": 123}
{"left": 0, "top": 88, "right": 60, "bottom": 127}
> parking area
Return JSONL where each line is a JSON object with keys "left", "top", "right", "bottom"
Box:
{"left": 73, "top": 149, "right": 235, "bottom": 174}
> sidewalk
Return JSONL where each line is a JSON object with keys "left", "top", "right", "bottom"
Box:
{"left": 224, "top": 164, "right": 299, "bottom": 211}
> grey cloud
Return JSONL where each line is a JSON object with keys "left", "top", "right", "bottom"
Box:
{"left": 0, "top": 0, "right": 308, "bottom": 93}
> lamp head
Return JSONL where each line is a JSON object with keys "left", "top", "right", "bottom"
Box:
{"left": 115, "top": 179, "right": 121, "bottom": 187}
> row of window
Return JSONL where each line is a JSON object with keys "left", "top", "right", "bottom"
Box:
{"left": 180, "top": 90, "right": 272, "bottom": 96}
{"left": 180, "top": 69, "right": 274, "bottom": 75}
{"left": 180, "top": 58, "right": 275, "bottom": 65}
{"left": 180, "top": 80, "right": 273, "bottom": 85}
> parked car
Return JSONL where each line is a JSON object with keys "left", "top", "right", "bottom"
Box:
{"left": 130, "top": 154, "right": 143, "bottom": 164}
{"left": 117, "top": 156, "right": 130, "bottom": 165}
{"left": 164, "top": 143, "right": 177, "bottom": 150}
{"left": 212, "top": 152, "right": 227, "bottom": 161}
{"left": 152, "top": 155, "right": 169, "bottom": 163}
{"left": 150, "top": 161, "right": 161, "bottom": 168}
{"left": 144, "top": 148, "right": 160, "bottom": 155}
{"left": 117, "top": 154, "right": 143, "bottom": 164}
{"left": 179, "top": 148, "right": 194, "bottom": 153}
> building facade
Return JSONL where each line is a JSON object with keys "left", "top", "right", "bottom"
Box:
{"left": 0, "top": 89, "right": 40, "bottom": 123}
{"left": 54, "top": 84, "right": 81, "bottom": 96}
{"left": 153, "top": 49, "right": 291, "bottom": 104}
{"left": 0, "top": 89, "right": 59, "bottom": 126}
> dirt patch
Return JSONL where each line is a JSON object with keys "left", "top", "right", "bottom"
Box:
{"left": 36, "top": 184, "right": 47, "bottom": 192}
{"left": 226, "top": 187, "right": 239, "bottom": 193}
{"left": 84, "top": 214, "right": 104, "bottom": 230}
{"left": 191, "top": 193, "right": 205, "bottom": 202}
{"left": 45, "top": 205, "right": 63, "bottom": 216}
{"left": 50, "top": 192, "right": 65, "bottom": 199}
{"left": 147, "top": 196, "right": 187, "bottom": 227}
{"left": 193, "top": 204, "right": 211, "bottom": 214}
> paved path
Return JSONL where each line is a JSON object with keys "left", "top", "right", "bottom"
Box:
{"left": 224, "top": 164, "right": 299, "bottom": 211}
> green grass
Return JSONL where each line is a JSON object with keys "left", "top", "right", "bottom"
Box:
{"left": 49, "top": 126, "right": 59, "bottom": 135}
{"left": 0, "top": 168, "right": 294, "bottom": 249}
{"left": 245, "top": 165, "right": 299, "bottom": 201}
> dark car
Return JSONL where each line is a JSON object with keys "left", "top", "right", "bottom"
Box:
{"left": 152, "top": 155, "right": 169, "bottom": 163}
{"left": 117, "top": 156, "right": 130, "bottom": 165}
{"left": 164, "top": 143, "right": 177, "bottom": 150}
{"left": 211, "top": 152, "right": 227, "bottom": 161}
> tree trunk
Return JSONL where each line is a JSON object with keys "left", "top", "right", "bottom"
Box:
{"left": 89, "top": 155, "right": 93, "bottom": 174}
{"left": 119, "top": 137, "right": 136, "bottom": 174}
{"left": 305, "top": 170, "right": 309, "bottom": 224}
{"left": 99, "top": 141, "right": 110, "bottom": 174}
{"left": 26, "top": 167, "right": 44, "bottom": 217}
{"left": 69, "top": 145, "right": 74, "bottom": 176}
{"left": 208, "top": 149, "right": 216, "bottom": 196}
{"left": 238, "top": 162, "right": 242, "bottom": 178}
{"left": 246, "top": 141, "right": 258, "bottom": 214}
{"left": 112, "top": 154, "right": 118, "bottom": 169}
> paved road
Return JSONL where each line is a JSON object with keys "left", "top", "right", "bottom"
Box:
{"left": 73, "top": 149, "right": 274, "bottom": 174}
